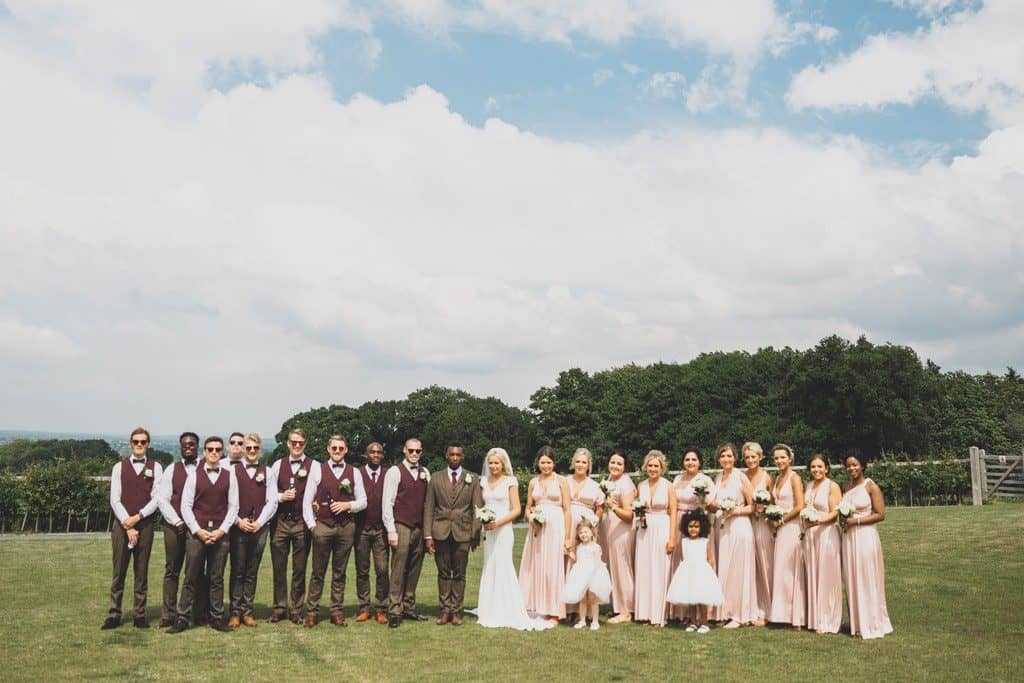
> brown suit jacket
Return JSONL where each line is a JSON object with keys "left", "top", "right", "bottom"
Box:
{"left": 423, "top": 469, "right": 483, "bottom": 543}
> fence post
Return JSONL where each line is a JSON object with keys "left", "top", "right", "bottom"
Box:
{"left": 980, "top": 449, "right": 988, "bottom": 498}
{"left": 969, "top": 446, "right": 984, "bottom": 506}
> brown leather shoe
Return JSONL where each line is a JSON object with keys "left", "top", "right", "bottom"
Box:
{"left": 227, "top": 614, "right": 241, "bottom": 629}
{"left": 436, "top": 612, "right": 450, "bottom": 625}
{"left": 304, "top": 612, "right": 318, "bottom": 628}
{"left": 156, "top": 618, "right": 174, "bottom": 629}
{"left": 289, "top": 613, "right": 303, "bottom": 626}
{"left": 355, "top": 609, "right": 371, "bottom": 622}
{"left": 450, "top": 613, "right": 463, "bottom": 626}
{"left": 376, "top": 611, "right": 388, "bottom": 625}
{"left": 330, "top": 612, "right": 347, "bottom": 627}
{"left": 242, "top": 614, "right": 258, "bottom": 627}
{"left": 267, "top": 611, "right": 286, "bottom": 624}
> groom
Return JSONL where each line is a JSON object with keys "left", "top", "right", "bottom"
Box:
{"left": 424, "top": 443, "right": 482, "bottom": 626}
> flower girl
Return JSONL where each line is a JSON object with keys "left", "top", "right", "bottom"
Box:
{"left": 666, "top": 510, "right": 725, "bottom": 633}
{"left": 563, "top": 518, "right": 612, "bottom": 630}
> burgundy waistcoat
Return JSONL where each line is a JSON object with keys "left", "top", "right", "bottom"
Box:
{"left": 275, "top": 456, "right": 311, "bottom": 518}
{"left": 119, "top": 457, "right": 156, "bottom": 516}
{"left": 234, "top": 461, "right": 267, "bottom": 521}
{"left": 169, "top": 461, "right": 195, "bottom": 520}
{"left": 357, "top": 466, "right": 386, "bottom": 531}
{"left": 393, "top": 464, "right": 426, "bottom": 529}
{"left": 314, "top": 461, "right": 355, "bottom": 527}
{"left": 193, "top": 468, "right": 230, "bottom": 530}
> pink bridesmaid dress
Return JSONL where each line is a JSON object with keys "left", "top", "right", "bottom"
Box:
{"left": 598, "top": 475, "right": 636, "bottom": 617}
{"left": 803, "top": 479, "right": 842, "bottom": 633}
{"left": 518, "top": 476, "right": 567, "bottom": 619}
{"left": 747, "top": 469, "right": 773, "bottom": 622}
{"left": 632, "top": 478, "right": 672, "bottom": 625}
{"left": 768, "top": 472, "right": 805, "bottom": 625}
{"left": 668, "top": 474, "right": 702, "bottom": 621}
{"left": 565, "top": 476, "right": 605, "bottom": 613}
{"left": 709, "top": 472, "right": 759, "bottom": 624}
{"left": 841, "top": 479, "right": 893, "bottom": 639}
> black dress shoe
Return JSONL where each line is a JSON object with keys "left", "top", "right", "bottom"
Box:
{"left": 100, "top": 616, "right": 120, "bottom": 630}
{"left": 209, "top": 619, "right": 230, "bottom": 632}
{"left": 401, "top": 611, "right": 428, "bottom": 621}
{"left": 387, "top": 615, "right": 401, "bottom": 628}
{"left": 166, "top": 619, "right": 189, "bottom": 634}
{"left": 267, "top": 612, "right": 286, "bottom": 624}
{"left": 133, "top": 617, "right": 150, "bottom": 628}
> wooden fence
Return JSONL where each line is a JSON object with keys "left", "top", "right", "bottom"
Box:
{"left": 969, "top": 446, "right": 1024, "bottom": 505}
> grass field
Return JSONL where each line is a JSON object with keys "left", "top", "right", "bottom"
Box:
{"left": 1, "top": 505, "right": 1022, "bottom": 682}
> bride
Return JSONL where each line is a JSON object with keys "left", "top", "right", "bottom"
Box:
{"left": 475, "top": 448, "right": 553, "bottom": 630}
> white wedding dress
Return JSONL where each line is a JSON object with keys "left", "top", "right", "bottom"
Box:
{"left": 475, "top": 475, "right": 553, "bottom": 630}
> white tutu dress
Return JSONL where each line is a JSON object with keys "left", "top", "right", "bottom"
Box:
{"left": 666, "top": 538, "right": 725, "bottom": 606}
{"left": 563, "top": 542, "right": 612, "bottom": 604}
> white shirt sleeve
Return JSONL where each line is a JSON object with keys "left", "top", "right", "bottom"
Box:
{"left": 140, "top": 462, "right": 163, "bottom": 518}
{"left": 255, "top": 466, "right": 278, "bottom": 528}
{"left": 382, "top": 465, "right": 401, "bottom": 535}
{"left": 181, "top": 470, "right": 199, "bottom": 534}
{"left": 220, "top": 469, "right": 239, "bottom": 535}
{"left": 302, "top": 464, "right": 322, "bottom": 530}
{"left": 349, "top": 466, "right": 368, "bottom": 514}
{"left": 156, "top": 464, "right": 182, "bottom": 526}
{"left": 109, "top": 462, "right": 128, "bottom": 522}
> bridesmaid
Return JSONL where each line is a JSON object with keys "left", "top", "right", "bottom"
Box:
{"left": 742, "top": 441, "right": 773, "bottom": 627}
{"left": 767, "top": 443, "right": 805, "bottom": 629}
{"left": 565, "top": 448, "right": 605, "bottom": 618}
{"left": 519, "top": 446, "right": 572, "bottom": 626}
{"left": 841, "top": 449, "right": 893, "bottom": 639}
{"left": 598, "top": 449, "right": 636, "bottom": 624}
{"left": 803, "top": 453, "right": 842, "bottom": 634}
{"left": 669, "top": 447, "right": 714, "bottom": 624}
{"left": 632, "top": 450, "right": 677, "bottom": 627}
{"left": 707, "top": 442, "right": 757, "bottom": 628}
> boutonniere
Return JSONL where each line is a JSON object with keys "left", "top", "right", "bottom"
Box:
{"left": 255, "top": 472, "right": 265, "bottom": 483}
{"left": 297, "top": 468, "right": 308, "bottom": 478}
{"left": 340, "top": 478, "right": 352, "bottom": 493}
{"left": 419, "top": 469, "right": 429, "bottom": 481}
{"left": 143, "top": 468, "right": 153, "bottom": 479}
{"left": 464, "top": 474, "right": 473, "bottom": 484}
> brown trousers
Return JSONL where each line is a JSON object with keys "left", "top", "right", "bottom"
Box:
{"left": 387, "top": 523, "right": 424, "bottom": 617}
{"left": 270, "top": 515, "right": 309, "bottom": 616}
{"left": 434, "top": 535, "right": 471, "bottom": 615}
{"left": 229, "top": 526, "right": 269, "bottom": 617}
{"left": 108, "top": 519, "right": 154, "bottom": 618}
{"left": 306, "top": 521, "right": 356, "bottom": 614}
{"left": 355, "top": 526, "right": 390, "bottom": 613}
{"left": 178, "top": 532, "right": 229, "bottom": 621}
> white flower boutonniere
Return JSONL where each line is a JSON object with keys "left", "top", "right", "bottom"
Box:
{"left": 465, "top": 474, "right": 473, "bottom": 484}
{"left": 340, "top": 478, "right": 352, "bottom": 493}
{"left": 255, "top": 472, "right": 265, "bottom": 483}
{"left": 297, "top": 468, "right": 308, "bottom": 479}
{"left": 143, "top": 468, "right": 153, "bottom": 479}
{"left": 419, "top": 469, "right": 429, "bottom": 481}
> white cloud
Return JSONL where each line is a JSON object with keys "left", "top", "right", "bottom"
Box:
{"left": 787, "top": 0, "right": 1024, "bottom": 125}
{"left": 642, "top": 71, "right": 685, "bottom": 99}
{"left": 593, "top": 68, "right": 615, "bottom": 87}
{"left": 622, "top": 62, "right": 643, "bottom": 76}
{"left": 685, "top": 62, "right": 755, "bottom": 115}
{"left": 484, "top": 96, "right": 498, "bottom": 111}
{"left": 769, "top": 21, "right": 838, "bottom": 56}
{"left": 888, "top": 0, "right": 966, "bottom": 16}
{"left": 0, "top": 318, "right": 82, "bottom": 360}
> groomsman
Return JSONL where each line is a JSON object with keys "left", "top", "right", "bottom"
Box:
{"left": 269, "top": 428, "right": 314, "bottom": 624}
{"left": 424, "top": 443, "right": 482, "bottom": 625}
{"left": 167, "top": 436, "right": 239, "bottom": 633}
{"left": 355, "top": 442, "right": 390, "bottom": 624}
{"left": 226, "top": 433, "right": 245, "bottom": 464}
{"left": 227, "top": 433, "right": 277, "bottom": 628}
{"left": 302, "top": 435, "right": 367, "bottom": 627}
{"left": 155, "top": 431, "right": 200, "bottom": 627}
{"left": 101, "top": 427, "right": 162, "bottom": 629}
{"left": 224, "top": 431, "right": 246, "bottom": 613}
{"left": 382, "top": 438, "right": 430, "bottom": 628}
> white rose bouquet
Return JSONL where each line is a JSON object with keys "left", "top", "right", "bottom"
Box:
{"left": 717, "top": 495, "right": 737, "bottom": 529}
{"left": 837, "top": 500, "right": 853, "bottom": 533}
{"left": 764, "top": 504, "right": 785, "bottom": 536}
{"left": 799, "top": 507, "right": 821, "bottom": 540}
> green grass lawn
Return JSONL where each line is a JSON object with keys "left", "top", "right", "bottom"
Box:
{"left": 1, "top": 505, "right": 1022, "bottom": 682}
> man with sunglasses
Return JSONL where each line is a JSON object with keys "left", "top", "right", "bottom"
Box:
{"left": 155, "top": 431, "right": 201, "bottom": 627}
{"left": 223, "top": 431, "right": 246, "bottom": 615}
{"left": 302, "top": 435, "right": 367, "bottom": 627}
{"left": 101, "top": 427, "right": 162, "bottom": 630}
{"left": 382, "top": 438, "right": 430, "bottom": 628}
{"left": 268, "top": 428, "right": 313, "bottom": 624}
{"left": 354, "top": 442, "right": 390, "bottom": 624}
{"left": 167, "top": 436, "right": 239, "bottom": 633}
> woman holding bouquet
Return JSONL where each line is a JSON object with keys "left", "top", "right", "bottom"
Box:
{"left": 598, "top": 449, "right": 636, "bottom": 624}
{"left": 565, "top": 448, "right": 606, "bottom": 618}
{"left": 742, "top": 441, "right": 773, "bottom": 626}
{"left": 519, "top": 446, "right": 572, "bottom": 626}
{"left": 840, "top": 449, "right": 893, "bottom": 639}
{"left": 767, "top": 443, "right": 805, "bottom": 629}
{"left": 632, "top": 450, "right": 677, "bottom": 626}
{"left": 669, "top": 447, "right": 714, "bottom": 623}
{"left": 802, "top": 453, "right": 842, "bottom": 634}
{"left": 707, "top": 442, "right": 757, "bottom": 628}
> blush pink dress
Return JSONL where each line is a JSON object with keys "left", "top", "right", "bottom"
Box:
{"left": 565, "top": 476, "right": 605, "bottom": 613}
{"left": 747, "top": 468, "right": 774, "bottom": 622}
{"left": 518, "top": 476, "right": 567, "bottom": 619}
{"left": 632, "top": 478, "right": 672, "bottom": 625}
{"left": 803, "top": 479, "right": 842, "bottom": 633}
{"left": 668, "top": 473, "right": 708, "bottom": 621}
{"left": 709, "top": 471, "right": 759, "bottom": 624}
{"left": 597, "top": 475, "right": 636, "bottom": 616}
{"left": 841, "top": 479, "right": 893, "bottom": 639}
{"left": 768, "top": 471, "right": 805, "bottom": 625}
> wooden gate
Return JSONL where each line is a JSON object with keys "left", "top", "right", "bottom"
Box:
{"left": 969, "top": 446, "right": 1024, "bottom": 505}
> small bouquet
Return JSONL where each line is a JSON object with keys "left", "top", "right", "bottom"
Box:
{"left": 753, "top": 488, "right": 771, "bottom": 517}
{"left": 764, "top": 505, "right": 785, "bottom": 537}
{"left": 632, "top": 498, "right": 648, "bottom": 529}
{"left": 799, "top": 507, "right": 821, "bottom": 540}
{"left": 475, "top": 506, "right": 496, "bottom": 539}
{"left": 529, "top": 508, "right": 546, "bottom": 536}
{"left": 837, "top": 500, "right": 853, "bottom": 534}
{"left": 691, "top": 479, "right": 710, "bottom": 502}
{"left": 599, "top": 478, "right": 617, "bottom": 505}
{"left": 717, "top": 496, "right": 737, "bottom": 529}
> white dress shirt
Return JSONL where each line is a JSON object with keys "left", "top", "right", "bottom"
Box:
{"left": 109, "top": 459, "right": 163, "bottom": 522}
{"left": 382, "top": 460, "right": 428, "bottom": 536}
{"left": 235, "top": 461, "right": 279, "bottom": 528}
{"left": 302, "top": 459, "right": 368, "bottom": 530}
{"left": 272, "top": 455, "right": 312, "bottom": 502}
{"left": 155, "top": 460, "right": 198, "bottom": 526}
{"left": 180, "top": 465, "right": 240, "bottom": 535}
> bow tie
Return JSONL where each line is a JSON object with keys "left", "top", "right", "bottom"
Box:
{"left": 245, "top": 463, "right": 259, "bottom": 469}
{"left": 207, "top": 468, "right": 220, "bottom": 474}
{"left": 184, "top": 460, "right": 197, "bottom": 466}
{"left": 331, "top": 463, "right": 345, "bottom": 469}
{"left": 132, "top": 459, "right": 146, "bottom": 464}
{"left": 290, "top": 460, "right": 303, "bottom": 466}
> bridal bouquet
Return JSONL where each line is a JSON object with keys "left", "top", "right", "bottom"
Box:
{"left": 837, "top": 500, "right": 853, "bottom": 534}
{"left": 717, "top": 496, "right": 737, "bottom": 529}
{"left": 753, "top": 488, "right": 771, "bottom": 517}
{"left": 691, "top": 478, "right": 710, "bottom": 503}
{"left": 631, "top": 498, "right": 648, "bottom": 529}
{"left": 475, "top": 507, "right": 496, "bottom": 524}
{"left": 529, "top": 508, "right": 546, "bottom": 536}
{"left": 799, "top": 507, "right": 821, "bottom": 540}
{"left": 764, "top": 505, "right": 785, "bottom": 537}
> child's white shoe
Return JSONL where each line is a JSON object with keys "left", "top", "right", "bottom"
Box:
{"left": 696, "top": 625, "right": 710, "bottom": 634}
{"left": 590, "top": 621, "right": 600, "bottom": 631}
{"left": 685, "top": 624, "right": 697, "bottom": 632}
{"left": 574, "top": 620, "right": 586, "bottom": 629}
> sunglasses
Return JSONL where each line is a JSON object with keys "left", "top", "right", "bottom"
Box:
{"left": 229, "top": 440, "right": 244, "bottom": 446}
{"left": 131, "top": 439, "right": 149, "bottom": 446}
{"left": 205, "top": 446, "right": 223, "bottom": 453}
{"left": 329, "top": 446, "right": 345, "bottom": 452}
{"left": 244, "top": 445, "right": 260, "bottom": 452}
{"left": 407, "top": 448, "right": 422, "bottom": 454}
{"left": 368, "top": 449, "right": 384, "bottom": 454}
{"left": 288, "top": 440, "right": 306, "bottom": 446}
